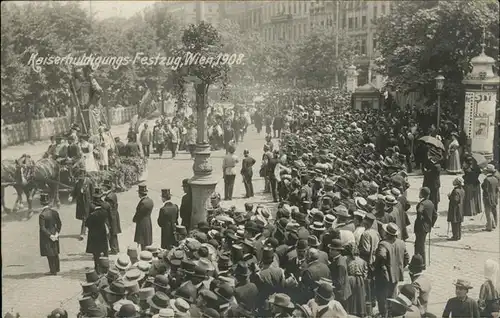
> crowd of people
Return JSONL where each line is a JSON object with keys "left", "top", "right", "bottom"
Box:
{"left": 25, "top": 88, "right": 500, "bottom": 318}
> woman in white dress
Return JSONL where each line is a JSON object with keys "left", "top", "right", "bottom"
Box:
{"left": 79, "top": 134, "right": 98, "bottom": 172}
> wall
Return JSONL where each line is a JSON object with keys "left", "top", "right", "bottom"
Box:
{"left": 1, "top": 106, "right": 139, "bottom": 148}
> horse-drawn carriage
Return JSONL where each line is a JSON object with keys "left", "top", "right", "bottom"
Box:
{"left": 0, "top": 153, "right": 146, "bottom": 214}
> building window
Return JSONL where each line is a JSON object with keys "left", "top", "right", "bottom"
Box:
{"left": 355, "top": 17, "right": 358, "bottom": 29}
{"left": 360, "top": 38, "right": 367, "bottom": 54}
{"left": 348, "top": 17, "right": 353, "bottom": 29}
{"left": 381, "top": 4, "right": 386, "bottom": 14}
{"left": 294, "top": 2, "right": 297, "bottom": 14}
{"left": 321, "top": 20, "right": 324, "bottom": 26}
{"left": 373, "top": 39, "right": 378, "bottom": 50}
{"left": 373, "top": 5, "right": 377, "bottom": 19}
{"left": 362, "top": 15, "right": 366, "bottom": 27}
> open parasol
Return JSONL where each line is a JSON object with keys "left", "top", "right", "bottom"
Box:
{"left": 471, "top": 153, "right": 488, "bottom": 168}
{"left": 418, "top": 136, "right": 445, "bottom": 150}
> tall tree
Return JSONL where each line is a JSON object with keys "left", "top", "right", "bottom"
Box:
{"left": 294, "top": 26, "right": 357, "bottom": 88}
{"left": 375, "top": 0, "right": 499, "bottom": 109}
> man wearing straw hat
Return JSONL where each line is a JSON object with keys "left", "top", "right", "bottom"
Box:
{"left": 442, "top": 279, "right": 480, "bottom": 318}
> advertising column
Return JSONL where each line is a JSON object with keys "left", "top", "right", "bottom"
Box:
{"left": 462, "top": 44, "right": 499, "bottom": 161}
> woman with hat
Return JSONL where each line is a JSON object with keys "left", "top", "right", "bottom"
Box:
{"left": 447, "top": 133, "right": 461, "bottom": 174}
{"left": 447, "top": 177, "right": 465, "bottom": 241}
{"left": 80, "top": 133, "right": 98, "bottom": 173}
{"left": 133, "top": 183, "right": 154, "bottom": 250}
{"left": 442, "top": 279, "right": 480, "bottom": 318}
{"left": 39, "top": 192, "right": 62, "bottom": 275}
{"left": 343, "top": 243, "right": 367, "bottom": 317}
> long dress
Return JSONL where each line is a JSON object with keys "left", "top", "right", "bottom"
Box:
{"left": 346, "top": 256, "right": 367, "bottom": 317}
{"left": 80, "top": 142, "right": 98, "bottom": 172}
{"left": 463, "top": 167, "right": 482, "bottom": 217}
{"left": 447, "top": 139, "right": 462, "bottom": 174}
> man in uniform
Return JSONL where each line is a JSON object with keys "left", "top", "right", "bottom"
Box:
{"left": 157, "top": 189, "right": 179, "bottom": 250}
{"left": 39, "top": 192, "right": 62, "bottom": 275}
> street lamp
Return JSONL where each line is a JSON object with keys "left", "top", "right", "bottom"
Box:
{"left": 435, "top": 71, "right": 445, "bottom": 130}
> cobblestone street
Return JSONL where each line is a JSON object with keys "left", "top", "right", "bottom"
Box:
{"left": 1, "top": 126, "right": 499, "bottom": 317}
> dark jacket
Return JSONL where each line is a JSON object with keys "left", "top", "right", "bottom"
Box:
{"left": 158, "top": 201, "right": 179, "bottom": 249}
{"left": 422, "top": 162, "right": 441, "bottom": 204}
{"left": 73, "top": 177, "right": 93, "bottom": 221}
{"left": 415, "top": 199, "right": 437, "bottom": 234}
{"left": 442, "top": 296, "right": 480, "bottom": 318}
{"left": 104, "top": 191, "right": 121, "bottom": 235}
{"left": 447, "top": 187, "right": 465, "bottom": 223}
{"left": 133, "top": 196, "right": 154, "bottom": 246}
{"left": 329, "top": 255, "right": 352, "bottom": 301}
{"left": 85, "top": 204, "right": 109, "bottom": 254}
{"left": 180, "top": 192, "right": 192, "bottom": 231}
{"left": 39, "top": 207, "right": 62, "bottom": 257}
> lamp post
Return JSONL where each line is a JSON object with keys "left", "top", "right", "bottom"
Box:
{"left": 435, "top": 71, "right": 445, "bottom": 131}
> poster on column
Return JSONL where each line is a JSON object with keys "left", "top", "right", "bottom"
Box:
{"left": 466, "top": 91, "right": 497, "bottom": 154}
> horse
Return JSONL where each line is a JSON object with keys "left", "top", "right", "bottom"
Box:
{"left": 31, "top": 158, "right": 63, "bottom": 208}
{"left": 1, "top": 159, "right": 33, "bottom": 213}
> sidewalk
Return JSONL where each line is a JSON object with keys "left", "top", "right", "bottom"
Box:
{"left": 1, "top": 119, "right": 156, "bottom": 161}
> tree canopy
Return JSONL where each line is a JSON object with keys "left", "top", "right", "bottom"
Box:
{"left": 375, "top": 0, "right": 499, "bottom": 107}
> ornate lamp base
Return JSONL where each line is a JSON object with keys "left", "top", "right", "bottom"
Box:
{"left": 189, "top": 142, "right": 217, "bottom": 229}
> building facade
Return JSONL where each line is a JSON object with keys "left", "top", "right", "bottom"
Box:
{"left": 222, "top": 0, "right": 392, "bottom": 87}
{"left": 164, "top": 1, "right": 223, "bottom": 25}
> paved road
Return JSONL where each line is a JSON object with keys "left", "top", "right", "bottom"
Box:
{"left": 2, "top": 125, "right": 499, "bottom": 317}
{"left": 1, "top": 125, "right": 271, "bottom": 317}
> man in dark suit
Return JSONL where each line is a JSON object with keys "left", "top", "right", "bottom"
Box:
{"left": 414, "top": 187, "right": 437, "bottom": 264}
{"left": 241, "top": 149, "right": 256, "bottom": 198}
{"left": 103, "top": 179, "right": 121, "bottom": 254}
{"left": 328, "top": 239, "right": 351, "bottom": 307}
{"left": 301, "top": 248, "right": 331, "bottom": 303}
{"left": 180, "top": 179, "right": 192, "bottom": 232}
{"left": 133, "top": 184, "right": 154, "bottom": 250}
{"left": 71, "top": 175, "right": 93, "bottom": 241}
{"left": 255, "top": 247, "right": 286, "bottom": 310}
{"left": 39, "top": 192, "right": 62, "bottom": 275}
{"left": 158, "top": 188, "right": 179, "bottom": 250}
{"left": 422, "top": 159, "right": 441, "bottom": 211}
{"left": 374, "top": 223, "right": 402, "bottom": 317}
{"left": 86, "top": 188, "right": 109, "bottom": 273}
